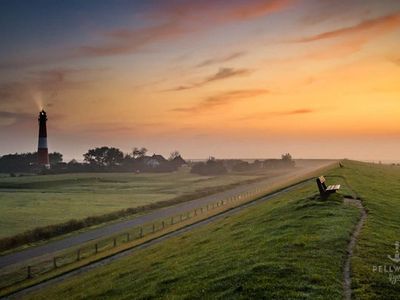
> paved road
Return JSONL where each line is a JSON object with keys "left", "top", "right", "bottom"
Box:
{"left": 0, "top": 160, "right": 335, "bottom": 269}
{"left": 5, "top": 178, "right": 314, "bottom": 299}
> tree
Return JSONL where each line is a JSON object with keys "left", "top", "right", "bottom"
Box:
{"left": 49, "top": 152, "right": 63, "bottom": 165}
{"left": 0, "top": 152, "right": 36, "bottom": 173}
{"left": 132, "top": 147, "right": 148, "bottom": 159}
{"left": 83, "top": 147, "right": 124, "bottom": 167}
{"left": 281, "top": 153, "right": 293, "bottom": 162}
{"left": 0, "top": 151, "right": 65, "bottom": 173}
{"left": 191, "top": 157, "right": 227, "bottom": 175}
{"left": 169, "top": 150, "right": 180, "bottom": 160}
{"left": 280, "top": 153, "right": 295, "bottom": 168}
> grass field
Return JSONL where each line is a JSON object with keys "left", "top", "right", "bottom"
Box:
{"left": 0, "top": 167, "right": 287, "bottom": 238}
{"left": 23, "top": 161, "right": 400, "bottom": 299}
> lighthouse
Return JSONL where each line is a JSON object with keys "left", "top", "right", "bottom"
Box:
{"left": 38, "top": 110, "right": 50, "bottom": 167}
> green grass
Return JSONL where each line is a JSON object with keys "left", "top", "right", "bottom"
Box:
{"left": 24, "top": 161, "right": 400, "bottom": 299}
{"left": 328, "top": 161, "right": 400, "bottom": 299}
{"left": 26, "top": 174, "right": 360, "bottom": 299}
{"left": 0, "top": 168, "right": 274, "bottom": 238}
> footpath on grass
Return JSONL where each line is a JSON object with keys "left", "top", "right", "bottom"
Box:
{"left": 343, "top": 197, "right": 367, "bottom": 300}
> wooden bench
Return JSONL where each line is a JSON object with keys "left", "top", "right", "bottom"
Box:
{"left": 316, "top": 176, "right": 340, "bottom": 198}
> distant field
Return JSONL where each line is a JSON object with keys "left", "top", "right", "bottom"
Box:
{"left": 0, "top": 167, "right": 289, "bottom": 238}
{"left": 25, "top": 161, "right": 400, "bottom": 299}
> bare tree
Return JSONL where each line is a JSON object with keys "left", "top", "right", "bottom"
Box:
{"left": 132, "top": 147, "right": 148, "bottom": 159}
{"left": 169, "top": 150, "right": 180, "bottom": 160}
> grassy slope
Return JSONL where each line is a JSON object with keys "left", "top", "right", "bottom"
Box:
{"left": 27, "top": 176, "right": 360, "bottom": 299}
{"left": 0, "top": 169, "right": 270, "bottom": 238}
{"left": 329, "top": 161, "right": 400, "bottom": 299}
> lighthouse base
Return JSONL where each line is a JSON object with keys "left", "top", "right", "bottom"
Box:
{"left": 38, "top": 148, "right": 50, "bottom": 167}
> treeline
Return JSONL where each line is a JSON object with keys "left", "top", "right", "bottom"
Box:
{"left": 0, "top": 147, "right": 295, "bottom": 176}
{"left": 0, "top": 152, "right": 62, "bottom": 173}
{"left": 190, "top": 153, "right": 295, "bottom": 175}
{"left": 0, "top": 147, "right": 186, "bottom": 174}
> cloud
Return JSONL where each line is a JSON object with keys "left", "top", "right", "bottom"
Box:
{"left": 299, "top": 0, "right": 373, "bottom": 26}
{"left": 0, "top": 68, "right": 103, "bottom": 111}
{"left": 172, "top": 89, "right": 270, "bottom": 113}
{"left": 0, "top": 56, "right": 55, "bottom": 70}
{"left": 293, "top": 12, "right": 400, "bottom": 43}
{"left": 195, "top": 51, "right": 247, "bottom": 68}
{"left": 0, "top": 111, "right": 31, "bottom": 121}
{"left": 0, "top": 109, "right": 66, "bottom": 131}
{"left": 267, "top": 12, "right": 400, "bottom": 62}
{"left": 77, "top": 1, "right": 294, "bottom": 58}
{"left": 167, "top": 67, "right": 253, "bottom": 91}
{"left": 77, "top": 21, "right": 186, "bottom": 57}
{"left": 0, "top": 0, "right": 295, "bottom": 69}
{"left": 0, "top": 110, "right": 34, "bottom": 129}
{"left": 282, "top": 108, "right": 314, "bottom": 115}
{"left": 390, "top": 57, "right": 400, "bottom": 66}
{"left": 147, "top": 0, "right": 296, "bottom": 27}
{"left": 239, "top": 108, "right": 315, "bottom": 120}
{"left": 76, "top": 121, "right": 166, "bottom": 135}
{"left": 205, "top": 67, "right": 251, "bottom": 82}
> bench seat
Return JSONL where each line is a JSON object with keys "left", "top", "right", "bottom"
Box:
{"left": 327, "top": 184, "right": 341, "bottom": 191}
{"left": 316, "top": 176, "right": 341, "bottom": 198}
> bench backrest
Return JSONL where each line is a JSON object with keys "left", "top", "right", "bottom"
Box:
{"left": 316, "top": 176, "right": 327, "bottom": 195}
{"left": 318, "top": 176, "right": 328, "bottom": 188}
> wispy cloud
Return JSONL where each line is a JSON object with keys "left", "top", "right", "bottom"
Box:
{"left": 77, "top": 1, "right": 294, "bottom": 58}
{"left": 167, "top": 67, "right": 253, "bottom": 91}
{"left": 239, "top": 108, "right": 315, "bottom": 120}
{"left": 293, "top": 12, "right": 400, "bottom": 43}
{"left": 0, "top": 111, "right": 31, "bottom": 121}
{"left": 390, "top": 57, "right": 400, "bottom": 66}
{"left": 77, "top": 21, "right": 185, "bottom": 57}
{"left": 270, "top": 12, "right": 400, "bottom": 61}
{"left": 300, "top": 1, "right": 373, "bottom": 26}
{"left": 195, "top": 51, "right": 247, "bottom": 68}
{"left": 0, "top": 0, "right": 295, "bottom": 69}
{"left": 0, "top": 110, "right": 66, "bottom": 130}
{"left": 172, "top": 89, "right": 270, "bottom": 113}
{"left": 0, "top": 68, "right": 104, "bottom": 111}
{"left": 0, "top": 110, "right": 36, "bottom": 129}
{"left": 206, "top": 67, "right": 251, "bottom": 82}
{"left": 220, "top": 0, "right": 296, "bottom": 21}
{"left": 76, "top": 121, "right": 166, "bottom": 135}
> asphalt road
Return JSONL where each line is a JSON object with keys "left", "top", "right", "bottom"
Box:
{"left": 5, "top": 175, "right": 315, "bottom": 299}
{"left": 0, "top": 160, "right": 334, "bottom": 269}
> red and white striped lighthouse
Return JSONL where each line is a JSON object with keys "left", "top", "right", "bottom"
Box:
{"left": 38, "top": 110, "right": 50, "bottom": 167}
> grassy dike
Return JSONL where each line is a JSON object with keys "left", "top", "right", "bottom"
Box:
{"left": 25, "top": 170, "right": 360, "bottom": 299}
{"left": 329, "top": 161, "right": 400, "bottom": 299}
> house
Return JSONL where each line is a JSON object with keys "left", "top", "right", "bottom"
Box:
{"left": 145, "top": 154, "right": 167, "bottom": 168}
{"left": 171, "top": 155, "right": 186, "bottom": 167}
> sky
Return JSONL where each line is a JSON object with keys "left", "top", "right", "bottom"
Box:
{"left": 0, "top": 0, "right": 400, "bottom": 161}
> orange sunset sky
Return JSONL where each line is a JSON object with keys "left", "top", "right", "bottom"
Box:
{"left": 0, "top": 0, "right": 399, "bottom": 161}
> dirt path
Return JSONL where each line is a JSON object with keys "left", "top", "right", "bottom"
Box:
{"left": 343, "top": 197, "right": 367, "bottom": 300}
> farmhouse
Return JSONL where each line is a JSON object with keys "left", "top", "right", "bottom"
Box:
{"left": 145, "top": 154, "right": 168, "bottom": 168}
